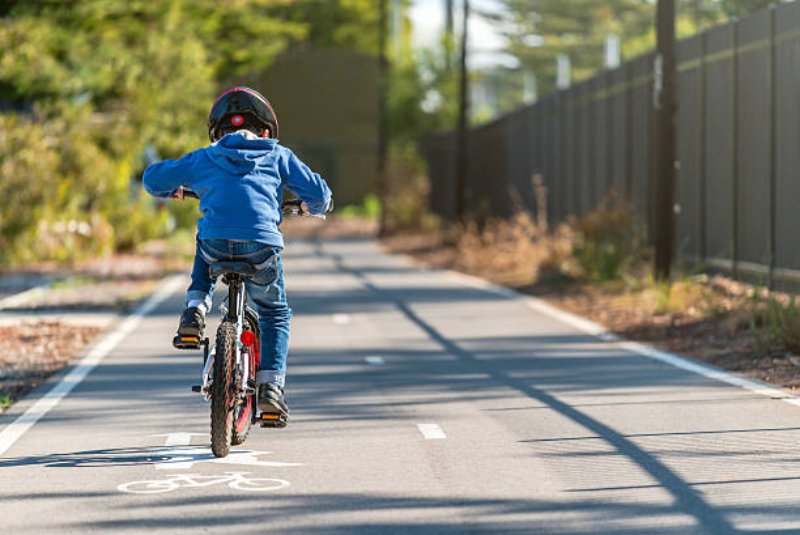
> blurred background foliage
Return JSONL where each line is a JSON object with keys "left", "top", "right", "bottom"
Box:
{"left": 0, "top": 0, "right": 779, "bottom": 264}
{"left": 0, "top": 0, "right": 413, "bottom": 265}
{"left": 477, "top": 0, "right": 774, "bottom": 111}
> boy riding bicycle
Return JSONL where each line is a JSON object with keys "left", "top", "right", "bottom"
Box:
{"left": 142, "top": 86, "right": 332, "bottom": 423}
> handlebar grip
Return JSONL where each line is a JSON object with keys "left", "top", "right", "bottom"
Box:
{"left": 183, "top": 189, "right": 199, "bottom": 200}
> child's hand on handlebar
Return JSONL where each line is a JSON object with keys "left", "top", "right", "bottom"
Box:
{"left": 171, "top": 186, "right": 185, "bottom": 200}
{"left": 300, "top": 201, "right": 309, "bottom": 214}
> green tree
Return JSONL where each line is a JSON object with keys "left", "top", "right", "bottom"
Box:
{"left": 0, "top": 0, "right": 304, "bottom": 262}
{"left": 488, "top": 0, "right": 780, "bottom": 97}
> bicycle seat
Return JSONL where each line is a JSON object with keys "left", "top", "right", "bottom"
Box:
{"left": 209, "top": 261, "right": 255, "bottom": 278}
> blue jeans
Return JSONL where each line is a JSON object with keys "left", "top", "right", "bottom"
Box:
{"left": 186, "top": 239, "right": 291, "bottom": 387}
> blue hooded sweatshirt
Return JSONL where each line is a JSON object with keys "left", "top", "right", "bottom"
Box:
{"left": 142, "top": 132, "right": 332, "bottom": 248}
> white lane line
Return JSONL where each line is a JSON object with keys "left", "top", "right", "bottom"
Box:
{"left": 332, "top": 313, "right": 351, "bottom": 325}
{"left": 417, "top": 423, "right": 447, "bottom": 440}
{"left": 447, "top": 269, "right": 800, "bottom": 405}
{"left": 0, "top": 274, "right": 185, "bottom": 457}
{"left": 365, "top": 356, "right": 385, "bottom": 365}
{"left": 154, "top": 432, "right": 205, "bottom": 447}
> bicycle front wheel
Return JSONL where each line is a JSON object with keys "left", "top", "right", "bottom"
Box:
{"left": 210, "top": 321, "right": 236, "bottom": 457}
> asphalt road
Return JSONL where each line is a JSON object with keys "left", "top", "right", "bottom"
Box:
{"left": 3, "top": 238, "right": 800, "bottom": 534}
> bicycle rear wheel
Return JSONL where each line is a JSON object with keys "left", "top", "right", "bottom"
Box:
{"left": 211, "top": 321, "right": 236, "bottom": 457}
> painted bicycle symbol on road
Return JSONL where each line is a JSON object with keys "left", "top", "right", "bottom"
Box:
{"left": 117, "top": 471, "right": 289, "bottom": 494}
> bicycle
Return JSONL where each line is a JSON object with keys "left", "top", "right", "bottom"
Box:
{"left": 117, "top": 471, "right": 289, "bottom": 494}
{"left": 172, "top": 190, "right": 316, "bottom": 457}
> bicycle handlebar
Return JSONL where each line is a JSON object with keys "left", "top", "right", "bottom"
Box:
{"left": 178, "top": 189, "right": 324, "bottom": 218}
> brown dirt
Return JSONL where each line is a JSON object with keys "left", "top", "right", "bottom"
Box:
{"left": 383, "top": 232, "right": 800, "bottom": 393}
{"left": 0, "top": 322, "right": 103, "bottom": 413}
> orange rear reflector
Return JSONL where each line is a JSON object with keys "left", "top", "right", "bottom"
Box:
{"left": 261, "top": 414, "right": 280, "bottom": 420}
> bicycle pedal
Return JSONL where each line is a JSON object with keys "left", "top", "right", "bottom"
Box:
{"left": 173, "top": 335, "right": 203, "bottom": 350}
{"left": 259, "top": 413, "right": 287, "bottom": 428}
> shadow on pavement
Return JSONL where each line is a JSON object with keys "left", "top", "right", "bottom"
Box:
{"left": 329, "top": 250, "right": 741, "bottom": 535}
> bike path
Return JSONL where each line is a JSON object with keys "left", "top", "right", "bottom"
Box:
{"left": 3, "top": 238, "right": 800, "bottom": 533}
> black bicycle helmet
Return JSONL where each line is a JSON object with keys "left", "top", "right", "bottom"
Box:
{"left": 207, "top": 86, "right": 279, "bottom": 142}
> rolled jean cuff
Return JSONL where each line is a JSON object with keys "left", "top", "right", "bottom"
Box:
{"left": 256, "top": 371, "right": 285, "bottom": 388}
{"left": 186, "top": 290, "right": 212, "bottom": 312}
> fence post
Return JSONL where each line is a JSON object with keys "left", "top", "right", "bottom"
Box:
{"left": 559, "top": 93, "right": 568, "bottom": 220}
{"left": 588, "top": 83, "right": 594, "bottom": 208}
{"left": 699, "top": 32, "right": 707, "bottom": 265}
{"left": 626, "top": 62, "right": 634, "bottom": 202}
{"left": 607, "top": 75, "right": 613, "bottom": 198}
{"left": 731, "top": 21, "right": 739, "bottom": 279}
{"left": 454, "top": 0, "right": 470, "bottom": 221}
{"left": 768, "top": 6, "right": 777, "bottom": 288}
{"left": 653, "top": 0, "right": 677, "bottom": 280}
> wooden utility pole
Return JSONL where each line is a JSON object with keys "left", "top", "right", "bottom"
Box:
{"left": 454, "top": 0, "right": 470, "bottom": 221}
{"left": 378, "top": 0, "right": 390, "bottom": 236}
{"left": 444, "top": 0, "right": 454, "bottom": 70}
{"left": 653, "top": 0, "right": 676, "bottom": 280}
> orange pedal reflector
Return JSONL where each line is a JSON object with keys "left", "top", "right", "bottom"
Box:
{"left": 181, "top": 336, "right": 199, "bottom": 342}
{"left": 261, "top": 413, "right": 280, "bottom": 420}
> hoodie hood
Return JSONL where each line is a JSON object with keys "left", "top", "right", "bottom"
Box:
{"left": 205, "top": 131, "right": 278, "bottom": 174}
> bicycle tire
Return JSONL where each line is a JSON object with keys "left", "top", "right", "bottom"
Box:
{"left": 211, "top": 321, "right": 236, "bottom": 457}
{"left": 232, "top": 315, "right": 259, "bottom": 445}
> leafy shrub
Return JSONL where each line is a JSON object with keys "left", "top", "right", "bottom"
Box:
{"left": 338, "top": 194, "right": 382, "bottom": 219}
{"left": 572, "top": 196, "right": 643, "bottom": 282}
{"left": 383, "top": 145, "right": 440, "bottom": 234}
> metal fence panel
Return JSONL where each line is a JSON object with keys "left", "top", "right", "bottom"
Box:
{"left": 481, "top": 120, "right": 510, "bottom": 217}
{"left": 422, "top": 5, "right": 800, "bottom": 283}
{"left": 564, "top": 87, "right": 579, "bottom": 217}
{"left": 506, "top": 106, "right": 533, "bottom": 212}
{"left": 703, "top": 23, "right": 736, "bottom": 265}
{"left": 557, "top": 93, "right": 571, "bottom": 222}
{"left": 592, "top": 73, "right": 610, "bottom": 201}
{"left": 676, "top": 35, "right": 704, "bottom": 260}
{"left": 736, "top": 10, "right": 772, "bottom": 270}
{"left": 425, "top": 134, "right": 456, "bottom": 220}
{"left": 774, "top": 2, "right": 800, "bottom": 273}
{"left": 579, "top": 81, "right": 591, "bottom": 212}
{"left": 629, "top": 54, "right": 653, "bottom": 228}
{"left": 609, "top": 66, "right": 628, "bottom": 194}
{"left": 544, "top": 95, "right": 561, "bottom": 223}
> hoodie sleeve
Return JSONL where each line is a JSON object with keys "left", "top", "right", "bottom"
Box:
{"left": 142, "top": 149, "right": 202, "bottom": 198}
{"left": 278, "top": 147, "right": 333, "bottom": 215}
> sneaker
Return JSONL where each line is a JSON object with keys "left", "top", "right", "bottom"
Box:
{"left": 177, "top": 306, "right": 205, "bottom": 338}
{"left": 257, "top": 383, "right": 290, "bottom": 418}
